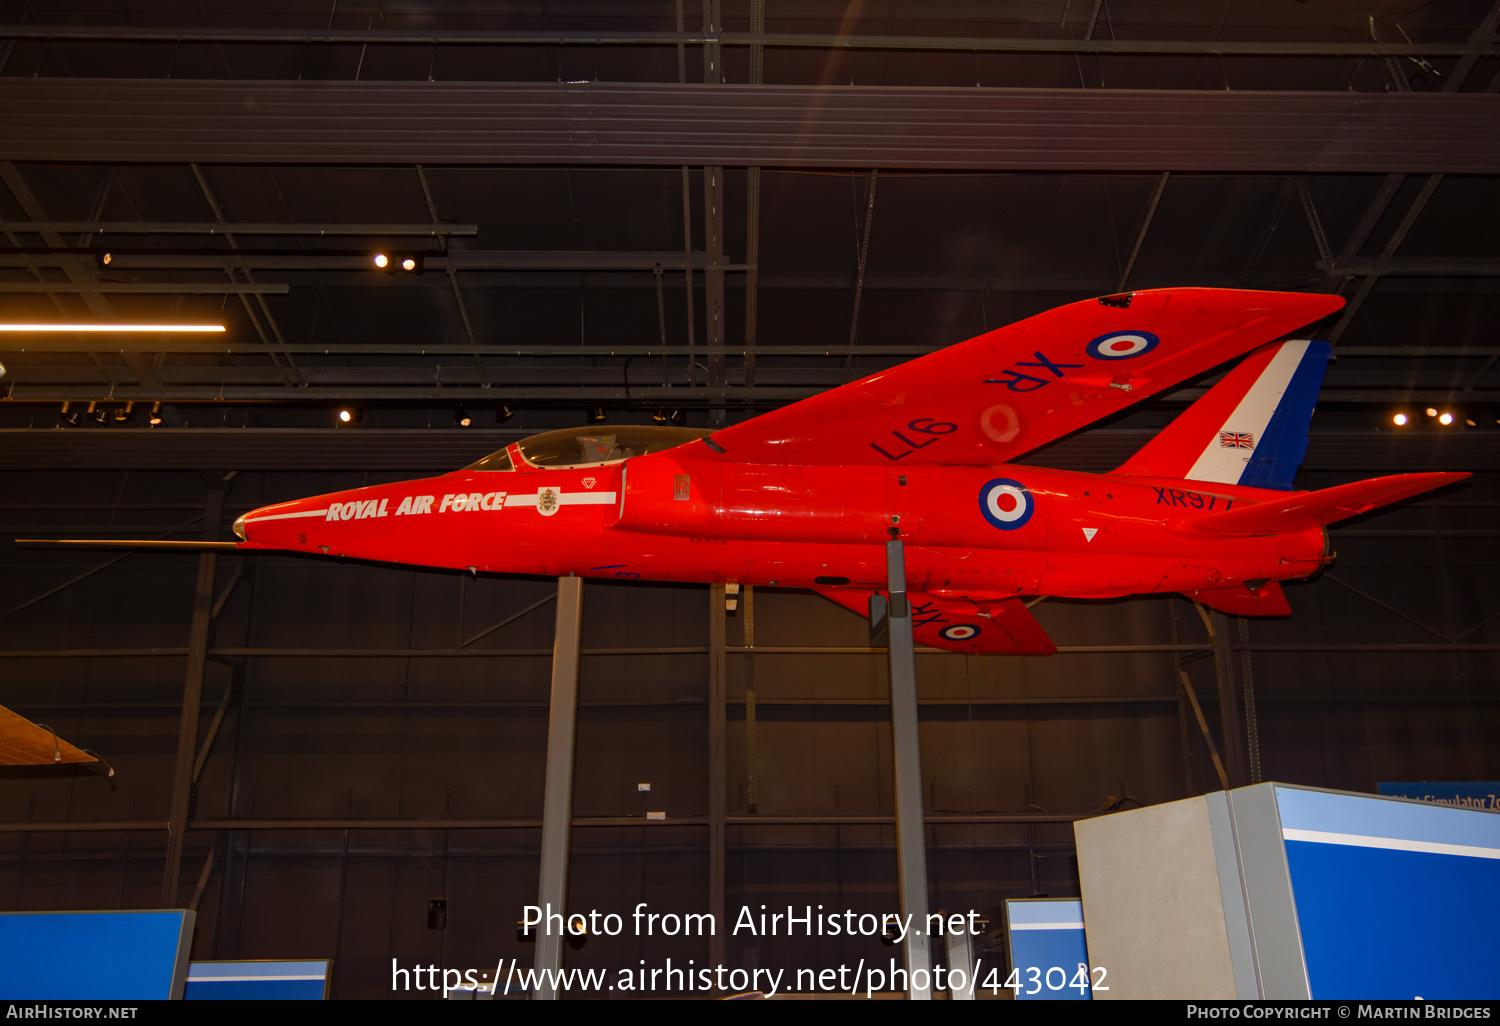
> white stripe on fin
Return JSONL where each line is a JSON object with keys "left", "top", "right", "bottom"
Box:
{"left": 1185, "top": 340, "right": 1311, "bottom": 486}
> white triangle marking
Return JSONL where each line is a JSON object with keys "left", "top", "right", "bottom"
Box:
{"left": 1082, "top": 527, "right": 1098, "bottom": 541}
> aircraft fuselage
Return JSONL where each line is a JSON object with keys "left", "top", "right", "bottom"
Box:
{"left": 235, "top": 447, "right": 1328, "bottom": 600}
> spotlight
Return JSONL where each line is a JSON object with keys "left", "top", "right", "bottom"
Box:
{"left": 113, "top": 402, "right": 134, "bottom": 424}
{"left": 374, "top": 253, "right": 422, "bottom": 274}
{"left": 148, "top": 401, "right": 163, "bottom": 427}
{"left": 88, "top": 401, "right": 107, "bottom": 425}
{"left": 96, "top": 252, "right": 113, "bottom": 268}
{"left": 59, "top": 401, "right": 81, "bottom": 428}
{"left": 589, "top": 407, "right": 607, "bottom": 423}
{"left": 1392, "top": 412, "right": 1409, "bottom": 427}
{"left": 337, "top": 405, "right": 362, "bottom": 425}
{"left": 497, "top": 405, "right": 514, "bottom": 423}
{"left": 1438, "top": 411, "right": 1454, "bottom": 426}
{"left": 455, "top": 406, "right": 473, "bottom": 428}
{"left": 1425, "top": 407, "right": 1439, "bottom": 418}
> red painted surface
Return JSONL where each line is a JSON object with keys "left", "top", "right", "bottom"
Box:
{"left": 234, "top": 288, "right": 1467, "bottom": 655}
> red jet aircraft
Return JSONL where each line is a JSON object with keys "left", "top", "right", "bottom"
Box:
{"left": 232, "top": 287, "right": 1467, "bottom": 655}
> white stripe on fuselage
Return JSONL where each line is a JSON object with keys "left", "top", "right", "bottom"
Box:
{"left": 504, "top": 490, "right": 617, "bottom": 508}
{"left": 244, "top": 508, "right": 329, "bottom": 523}
{"left": 1185, "top": 339, "right": 1310, "bottom": 486}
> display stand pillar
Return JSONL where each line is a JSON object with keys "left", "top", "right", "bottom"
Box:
{"left": 707, "top": 583, "right": 727, "bottom": 974}
{"left": 162, "top": 485, "right": 223, "bottom": 907}
{"left": 532, "top": 575, "right": 584, "bottom": 1000}
{"left": 886, "top": 540, "right": 932, "bottom": 999}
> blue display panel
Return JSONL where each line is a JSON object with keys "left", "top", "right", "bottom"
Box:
{"left": 0, "top": 910, "right": 194, "bottom": 1000}
{"left": 1377, "top": 782, "right": 1500, "bottom": 812}
{"left": 1275, "top": 786, "right": 1500, "bottom": 1000}
{"left": 1005, "top": 898, "right": 1093, "bottom": 1001}
{"left": 184, "top": 960, "right": 331, "bottom": 1000}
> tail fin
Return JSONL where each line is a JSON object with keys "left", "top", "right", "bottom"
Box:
{"left": 1115, "top": 339, "right": 1331, "bottom": 490}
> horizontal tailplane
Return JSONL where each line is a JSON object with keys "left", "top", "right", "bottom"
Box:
{"left": 1179, "top": 472, "right": 1469, "bottom": 537}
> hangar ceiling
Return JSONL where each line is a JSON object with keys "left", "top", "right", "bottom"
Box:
{"left": 1, "top": 0, "right": 1498, "bottom": 1000}
{"left": 0, "top": 0, "right": 1497, "bottom": 465}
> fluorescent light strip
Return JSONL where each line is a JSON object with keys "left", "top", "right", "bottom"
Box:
{"left": 0, "top": 323, "right": 225, "bottom": 332}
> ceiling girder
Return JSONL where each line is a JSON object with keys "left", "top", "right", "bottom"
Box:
{"left": 2, "top": 81, "right": 1497, "bottom": 173}
{"left": 0, "top": 24, "right": 1493, "bottom": 59}
{"left": 0, "top": 428, "right": 1493, "bottom": 473}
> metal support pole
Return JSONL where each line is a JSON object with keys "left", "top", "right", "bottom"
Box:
{"left": 1116, "top": 172, "right": 1169, "bottom": 293}
{"left": 533, "top": 575, "right": 584, "bottom": 1000}
{"left": 1210, "top": 610, "right": 1247, "bottom": 788}
{"left": 945, "top": 923, "right": 975, "bottom": 1000}
{"left": 162, "top": 487, "right": 223, "bottom": 907}
{"left": 885, "top": 540, "right": 931, "bottom": 999}
{"left": 703, "top": 165, "right": 727, "bottom": 426}
{"left": 707, "top": 583, "right": 727, "bottom": 974}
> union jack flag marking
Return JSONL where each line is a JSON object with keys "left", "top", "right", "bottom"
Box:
{"left": 1219, "top": 431, "right": 1255, "bottom": 449}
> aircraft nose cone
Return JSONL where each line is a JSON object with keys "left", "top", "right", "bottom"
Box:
{"left": 232, "top": 514, "right": 248, "bottom": 541}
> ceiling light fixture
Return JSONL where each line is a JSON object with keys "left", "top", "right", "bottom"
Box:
{"left": 374, "top": 253, "right": 422, "bottom": 274}
{"left": 455, "top": 407, "right": 473, "bottom": 428}
{"left": 59, "top": 401, "right": 80, "bottom": 428}
{"left": 88, "top": 401, "right": 107, "bottom": 425}
{"left": 1392, "top": 412, "right": 1409, "bottom": 426}
{"left": 113, "top": 402, "right": 134, "bottom": 424}
{"left": 148, "top": 402, "right": 163, "bottom": 427}
{"left": 589, "top": 407, "right": 607, "bottom": 423}
{"left": 0, "top": 323, "right": 225, "bottom": 333}
{"left": 1438, "top": 411, "right": 1454, "bottom": 426}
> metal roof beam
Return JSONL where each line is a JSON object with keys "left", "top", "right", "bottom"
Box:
{"left": 3, "top": 81, "right": 1497, "bottom": 174}
{"left": 0, "top": 24, "right": 1493, "bottom": 59}
{"left": 1, "top": 383, "right": 1490, "bottom": 405}
{"left": 0, "top": 221, "right": 477, "bottom": 236}
{"left": 0, "top": 282, "right": 288, "bottom": 294}
{"left": 0, "top": 250, "right": 712, "bottom": 272}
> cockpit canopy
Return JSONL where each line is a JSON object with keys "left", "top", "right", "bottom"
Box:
{"left": 465, "top": 425, "right": 712, "bottom": 472}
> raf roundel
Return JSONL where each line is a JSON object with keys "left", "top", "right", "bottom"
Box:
{"left": 1086, "top": 330, "right": 1160, "bottom": 360}
{"left": 939, "top": 623, "right": 982, "bottom": 642}
{"left": 979, "top": 478, "right": 1035, "bottom": 531}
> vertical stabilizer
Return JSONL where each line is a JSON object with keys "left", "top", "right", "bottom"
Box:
{"left": 1115, "top": 339, "right": 1331, "bottom": 491}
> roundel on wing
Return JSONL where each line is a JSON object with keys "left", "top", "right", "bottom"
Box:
{"left": 1086, "top": 330, "right": 1159, "bottom": 360}
{"left": 979, "top": 478, "right": 1034, "bottom": 530}
{"left": 938, "top": 623, "right": 981, "bottom": 642}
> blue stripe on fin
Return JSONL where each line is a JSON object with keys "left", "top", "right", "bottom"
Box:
{"left": 1239, "top": 340, "right": 1331, "bottom": 490}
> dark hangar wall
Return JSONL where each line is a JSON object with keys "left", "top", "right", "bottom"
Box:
{"left": 1, "top": 0, "right": 1499, "bottom": 1000}
{"left": 1, "top": 461, "right": 1494, "bottom": 997}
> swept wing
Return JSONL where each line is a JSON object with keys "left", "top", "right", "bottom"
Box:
{"left": 703, "top": 287, "right": 1342, "bottom": 467}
